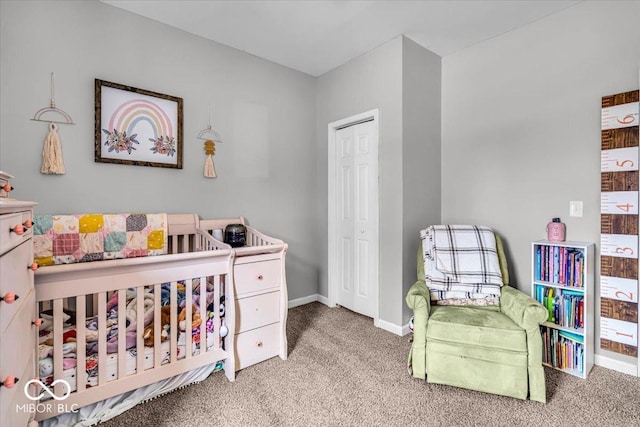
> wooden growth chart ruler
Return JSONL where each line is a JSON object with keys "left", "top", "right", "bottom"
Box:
{"left": 600, "top": 89, "right": 639, "bottom": 359}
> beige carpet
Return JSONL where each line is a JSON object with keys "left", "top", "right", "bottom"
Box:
{"left": 102, "top": 302, "right": 640, "bottom": 427}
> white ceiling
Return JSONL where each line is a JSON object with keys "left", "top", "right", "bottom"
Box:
{"left": 102, "top": 0, "right": 581, "bottom": 76}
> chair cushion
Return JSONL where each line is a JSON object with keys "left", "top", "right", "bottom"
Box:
{"left": 427, "top": 306, "right": 527, "bottom": 353}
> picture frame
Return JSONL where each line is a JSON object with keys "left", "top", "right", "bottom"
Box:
{"left": 95, "top": 79, "right": 183, "bottom": 169}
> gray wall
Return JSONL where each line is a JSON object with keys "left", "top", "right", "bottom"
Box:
{"left": 316, "top": 36, "right": 404, "bottom": 325}
{"left": 316, "top": 36, "right": 441, "bottom": 327}
{"left": 0, "top": 0, "right": 318, "bottom": 302}
{"left": 402, "top": 38, "right": 441, "bottom": 324}
{"left": 441, "top": 1, "right": 640, "bottom": 361}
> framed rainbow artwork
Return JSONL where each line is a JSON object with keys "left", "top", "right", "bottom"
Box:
{"left": 95, "top": 79, "right": 183, "bottom": 169}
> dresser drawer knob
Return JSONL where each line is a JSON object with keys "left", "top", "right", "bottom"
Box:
{"left": 1, "top": 183, "right": 13, "bottom": 193}
{"left": 1, "top": 375, "right": 19, "bottom": 388}
{"left": 29, "top": 262, "right": 39, "bottom": 271}
{"left": 257, "top": 274, "right": 264, "bottom": 280}
{"left": 0, "top": 292, "right": 19, "bottom": 304}
{"left": 23, "top": 219, "right": 33, "bottom": 229}
{"left": 33, "top": 318, "right": 43, "bottom": 327}
{"left": 256, "top": 341, "right": 263, "bottom": 348}
{"left": 10, "top": 224, "right": 25, "bottom": 235}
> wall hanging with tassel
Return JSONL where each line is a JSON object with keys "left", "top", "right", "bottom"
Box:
{"left": 197, "top": 106, "right": 223, "bottom": 178}
{"left": 32, "top": 73, "right": 75, "bottom": 175}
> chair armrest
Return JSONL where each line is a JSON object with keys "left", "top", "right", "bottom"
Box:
{"left": 406, "top": 281, "right": 431, "bottom": 313}
{"left": 500, "top": 285, "right": 548, "bottom": 402}
{"left": 406, "top": 281, "right": 431, "bottom": 379}
{"left": 500, "top": 285, "right": 547, "bottom": 330}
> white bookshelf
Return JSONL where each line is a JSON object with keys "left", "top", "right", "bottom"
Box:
{"left": 531, "top": 240, "right": 594, "bottom": 378}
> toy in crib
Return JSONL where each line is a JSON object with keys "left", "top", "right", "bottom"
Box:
{"left": 178, "top": 305, "right": 202, "bottom": 332}
{"left": 143, "top": 306, "right": 171, "bottom": 347}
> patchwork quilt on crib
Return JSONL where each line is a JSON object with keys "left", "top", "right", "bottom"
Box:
{"left": 33, "top": 213, "right": 167, "bottom": 266}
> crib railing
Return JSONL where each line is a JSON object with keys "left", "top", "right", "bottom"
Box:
{"left": 34, "top": 249, "right": 235, "bottom": 421}
{"left": 198, "top": 218, "right": 286, "bottom": 256}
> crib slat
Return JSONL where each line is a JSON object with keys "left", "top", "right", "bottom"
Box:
{"left": 214, "top": 275, "right": 221, "bottom": 352}
{"left": 153, "top": 283, "right": 161, "bottom": 368}
{"left": 117, "top": 290, "right": 126, "bottom": 379}
{"left": 136, "top": 287, "right": 145, "bottom": 373}
{"left": 97, "top": 292, "right": 107, "bottom": 386}
{"left": 76, "top": 295, "right": 87, "bottom": 392}
{"left": 171, "top": 235, "right": 178, "bottom": 254}
{"left": 185, "top": 279, "right": 192, "bottom": 358}
{"left": 170, "top": 282, "right": 177, "bottom": 363}
{"left": 52, "top": 299, "right": 64, "bottom": 397}
{"left": 180, "top": 235, "right": 189, "bottom": 254}
{"left": 199, "top": 276, "right": 207, "bottom": 354}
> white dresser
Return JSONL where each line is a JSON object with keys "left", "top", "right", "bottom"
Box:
{"left": 233, "top": 248, "right": 288, "bottom": 370}
{"left": 198, "top": 219, "right": 288, "bottom": 371}
{"left": 0, "top": 198, "right": 38, "bottom": 427}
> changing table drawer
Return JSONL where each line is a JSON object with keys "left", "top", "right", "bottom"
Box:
{"left": 234, "top": 259, "right": 281, "bottom": 296}
{"left": 234, "top": 322, "right": 281, "bottom": 370}
{"left": 235, "top": 291, "right": 280, "bottom": 333}
{"left": 0, "top": 211, "right": 32, "bottom": 256}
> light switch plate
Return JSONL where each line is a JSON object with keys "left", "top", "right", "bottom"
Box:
{"left": 570, "top": 200, "right": 583, "bottom": 217}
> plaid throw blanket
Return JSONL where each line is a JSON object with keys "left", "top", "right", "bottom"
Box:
{"left": 421, "top": 225, "right": 503, "bottom": 298}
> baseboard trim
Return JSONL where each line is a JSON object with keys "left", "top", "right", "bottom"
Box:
{"left": 595, "top": 354, "right": 638, "bottom": 376}
{"left": 288, "top": 294, "right": 331, "bottom": 308}
{"left": 375, "top": 318, "right": 409, "bottom": 336}
{"left": 288, "top": 295, "right": 408, "bottom": 336}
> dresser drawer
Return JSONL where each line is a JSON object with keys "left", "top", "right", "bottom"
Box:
{"left": 0, "top": 290, "right": 36, "bottom": 364}
{"left": 234, "top": 322, "right": 281, "bottom": 370}
{"left": 234, "top": 259, "right": 281, "bottom": 296}
{"left": 0, "top": 352, "right": 35, "bottom": 427}
{"left": 0, "top": 211, "right": 32, "bottom": 256}
{"left": 1, "top": 242, "right": 34, "bottom": 332}
{"left": 0, "top": 291, "right": 36, "bottom": 421}
{"left": 235, "top": 291, "right": 280, "bottom": 333}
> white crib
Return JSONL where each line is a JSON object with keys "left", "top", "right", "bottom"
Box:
{"left": 33, "top": 214, "right": 235, "bottom": 423}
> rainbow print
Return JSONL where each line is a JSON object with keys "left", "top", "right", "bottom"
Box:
{"left": 97, "top": 80, "right": 182, "bottom": 167}
{"left": 109, "top": 98, "right": 174, "bottom": 141}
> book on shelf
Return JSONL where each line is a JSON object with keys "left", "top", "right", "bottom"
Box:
{"left": 534, "top": 243, "right": 584, "bottom": 287}
{"left": 535, "top": 284, "right": 584, "bottom": 329}
{"left": 541, "top": 327, "right": 585, "bottom": 373}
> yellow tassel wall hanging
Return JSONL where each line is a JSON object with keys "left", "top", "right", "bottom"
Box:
{"left": 203, "top": 139, "right": 216, "bottom": 178}
{"left": 197, "top": 105, "right": 223, "bottom": 179}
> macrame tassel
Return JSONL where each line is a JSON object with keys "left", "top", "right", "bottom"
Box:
{"left": 41, "top": 122, "right": 65, "bottom": 174}
{"left": 204, "top": 154, "right": 216, "bottom": 178}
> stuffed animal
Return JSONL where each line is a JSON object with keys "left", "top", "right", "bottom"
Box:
{"left": 143, "top": 306, "right": 171, "bottom": 346}
{"left": 178, "top": 306, "right": 202, "bottom": 332}
{"left": 39, "top": 357, "right": 53, "bottom": 377}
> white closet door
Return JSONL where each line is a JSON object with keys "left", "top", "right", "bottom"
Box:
{"left": 335, "top": 120, "right": 378, "bottom": 318}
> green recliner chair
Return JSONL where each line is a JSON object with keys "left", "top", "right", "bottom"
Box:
{"left": 406, "top": 235, "right": 548, "bottom": 402}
